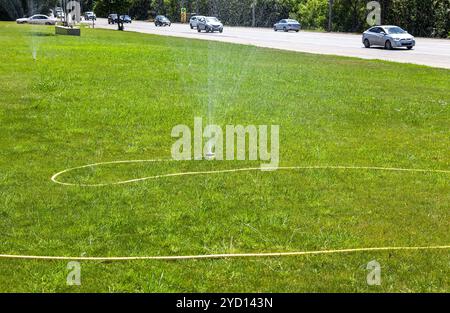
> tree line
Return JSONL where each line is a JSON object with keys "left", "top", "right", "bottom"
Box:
{"left": 1, "top": 0, "right": 449, "bottom": 38}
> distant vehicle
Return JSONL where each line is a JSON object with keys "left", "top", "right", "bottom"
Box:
{"left": 197, "top": 16, "right": 223, "bottom": 33}
{"left": 189, "top": 15, "right": 205, "bottom": 29}
{"left": 108, "top": 14, "right": 118, "bottom": 24}
{"left": 55, "top": 7, "right": 64, "bottom": 18}
{"left": 16, "top": 17, "right": 29, "bottom": 24}
{"left": 16, "top": 15, "right": 57, "bottom": 25}
{"left": 273, "top": 19, "right": 300, "bottom": 32}
{"left": 155, "top": 15, "right": 171, "bottom": 27}
{"left": 120, "top": 15, "right": 132, "bottom": 23}
{"left": 362, "top": 25, "right": 415, "bottom": 50}
{"left": 84, "top": 11, "right": 96, "bottom": 21}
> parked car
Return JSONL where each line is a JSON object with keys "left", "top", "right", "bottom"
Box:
{"left": 189, "top": 15, "right": 205, "bottom": 29}
{"left": 120, "top": 15, "right": 132, "bottom": 23}
{"left": 16, "top": 15, "right": 57, "bottom": 25}
{"left": 197, "top": 16, "right": 223, "bottom": 33}
{"left": 273, "top": 19, "right": 300, "bottom": 32}
{"left": 362, "top": 25, "right": 415, "bottom": 50}
{"left": 84, "top": 11, "right": 96, "bottom": 21}
{"left": 155, "top": 15, "right": 171, "bottom": 27}
{"left": 108, "top": 14, "right": 118, "bottom": 24}
{"left": 16, "top": 16, "right": 29, "bottom": 24}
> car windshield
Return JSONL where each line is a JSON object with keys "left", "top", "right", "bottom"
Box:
{"left": 387, "top": 27, "right": 406, "bottom": 34}
{"left": 287, "top": 19, "right": 298, "bottom": 23}
{"left": 207, "top": 17, "right": 219, "bottom": 22}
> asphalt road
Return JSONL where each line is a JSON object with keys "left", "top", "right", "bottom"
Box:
{"left": 95, "top": 19, "right": 450, "bottom": 69}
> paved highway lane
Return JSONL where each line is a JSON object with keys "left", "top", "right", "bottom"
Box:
{"left": 95, "top": 19, "right": 450, "bottom": 69}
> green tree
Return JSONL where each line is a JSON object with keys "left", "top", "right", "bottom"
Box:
{"left": 0, "top": 0, "right": 60, "bottom": 19}
{"left": 293, "top": 0, "right": 328, "bottom": 29}
{"left": 94, "top": 0, "right": 132, "bottom": 16}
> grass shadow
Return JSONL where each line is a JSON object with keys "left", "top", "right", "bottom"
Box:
{"left": 27, "top": 32, "right": 55, "bottom": 37}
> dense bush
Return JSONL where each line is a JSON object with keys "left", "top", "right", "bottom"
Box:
{"left": 327, "top": 0, "right": 449, "bottom": 37}
{"left": 146, "top": 0, "right": 449, "bottom": 37}
{"left": 291, "top": 0, "right": 328, "bottom": 30}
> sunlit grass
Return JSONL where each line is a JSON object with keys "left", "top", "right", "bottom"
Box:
{"left": 0, "top": 22, "right": 449, "bottom": 292}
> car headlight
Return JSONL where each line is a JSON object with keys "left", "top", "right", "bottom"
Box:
{"left": 394, "top": 38, "right": 401, "bottom": 41}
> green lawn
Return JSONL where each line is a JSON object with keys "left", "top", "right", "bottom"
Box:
{"left": 0, "top": 22, "right": 449, "bottom": 292}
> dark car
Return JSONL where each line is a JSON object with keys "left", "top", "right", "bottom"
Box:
{"left": 155, "top": 15, "right": 171, "bottom": 27}
{"left": 108, "top": 14, "right": 118, "bottom": 24}
{"left": 120, "top": 15, "right": 132, "bottom": 23}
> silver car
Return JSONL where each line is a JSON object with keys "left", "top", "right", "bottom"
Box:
{"left": 16, "top": 14, "right": 57, "bottom": 25}
{"left": 274, "top": 19, "right": 301, "bottom": 32}
{"left": 197, "top": 16, "right": 223, "bottom": 33}
{"left": 363, "top": 25, "right": 415, "bottom": 50}
{"left": 189, "top": 15, "right": 205, "bottom": 29}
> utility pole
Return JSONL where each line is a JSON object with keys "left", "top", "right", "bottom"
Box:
{"left": 251, "top": 0, "right": 257, "bottom": 27}
{"left": 328, "top": 0, "right": 334, "bottom": 32}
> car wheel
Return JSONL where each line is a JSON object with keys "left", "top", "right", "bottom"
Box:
{"left": 295, "top": 30, "right": 299, "bottom": 32}
{"left": 364, "top": 39, "right": 371, "bottom": 48}
{"left": 274, "top": 27, "right": 277, "bottom": 31}
{"left": 219, "top": 29, "right": 223, "bottom": 33}
{"left": 197, "top": 28, "right": 201, "bottom": 33}
{"left": 407, "top": 46, "right": 413, "bottom": 50}
{"left": 385, "top": 40, "right": 393, "bottom": 50}
{"left": 190, "top": 24, "right": 193, "bottom": 29}
{"left": 283, "top": 27, "right": 288, "bottom": 32}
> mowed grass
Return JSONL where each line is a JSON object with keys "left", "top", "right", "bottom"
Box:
{"left": 0, "top": 22, "right": 449, "bottom": 292}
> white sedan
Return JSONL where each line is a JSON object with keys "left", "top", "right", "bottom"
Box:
{"left": 16, "top": 15, "right": 57, "bottom": 25}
